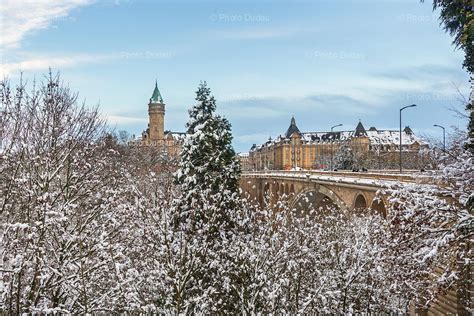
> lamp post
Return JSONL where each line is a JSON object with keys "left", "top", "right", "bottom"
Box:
{"left": 433, "top": 124, "right": 446, "bottom": 152}
{"left": 399, "top": 104, "right": 417, "bottom": 173}
{"left": 330, "top": 124, "right": 343, "bottom": 171}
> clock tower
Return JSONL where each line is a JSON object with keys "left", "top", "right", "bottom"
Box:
{"left": 148, "top": 80, "right": 165, "bottom": 143}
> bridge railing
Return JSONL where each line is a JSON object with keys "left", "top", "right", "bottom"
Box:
{"left": 242, "top": 169, "right": 436, "bottom": 184}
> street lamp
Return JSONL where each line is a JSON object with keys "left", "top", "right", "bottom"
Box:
{"left": 399, "top": 104, "right": 417, "bottom": 173}
{"left": 433, "top": 124, "right": 446, "bottom": 152}
{"left": 330, "top": 124, "right": 343, "bottom": 171}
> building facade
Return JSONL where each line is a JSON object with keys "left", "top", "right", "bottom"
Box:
{"left": 249, "top": 117, "right": 430, "bottom": 171}
{"left": 238, "top": 152, "right": 252, "bottom": 171}
{"left": 134, "top": 81, "right": 185, "bottom": 156}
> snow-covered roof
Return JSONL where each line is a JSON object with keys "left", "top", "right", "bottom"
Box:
{"left": 238, "top": 152, "right": 250, "bottom": 158}
{"left": 250, "top": 117, "right": 427, "bottom": 151}
{"left": 301, "top": 131, "right": 354, "bottom": 142}
{"left": 366, "top": 129, "right": 425, "bottom": 146}
{"left": 165, "top": 131, "right": 187, "bottom": 141}
{"left": 300, "top": 129, "right": 425, "bottom": 146}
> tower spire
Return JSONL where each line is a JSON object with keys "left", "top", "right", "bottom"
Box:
{"left": 150, "top": 80, "right": 163, "bottom": 103}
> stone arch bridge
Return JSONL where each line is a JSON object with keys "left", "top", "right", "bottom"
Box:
{"left": 241, "top": 170, "right": 433, "bottom": 215}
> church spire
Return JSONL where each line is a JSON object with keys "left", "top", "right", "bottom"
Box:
{"left": 150, "top": 80, "right": 164, "bottom": 103}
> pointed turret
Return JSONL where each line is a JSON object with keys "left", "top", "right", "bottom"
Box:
{"left": 354, "top": 120, "right": 367, "bottom": 137}
{"left": 285, "top": 116, "right": 302, "bottom": 138}
{"left": 150, "top": 80, "right": 164, "bottom": 103}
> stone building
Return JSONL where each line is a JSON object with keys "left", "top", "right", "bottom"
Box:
{"left": 238, "top": 152, "right": 252, "bottom": 171}
{"left": 135, "top": 81, "right": 185, "bottom": 156}
{"left": 249, "top": 117, "right": 430, "bottom": 171}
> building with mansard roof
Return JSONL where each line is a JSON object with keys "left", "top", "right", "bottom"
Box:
{"left": 249, "top": 117, "right": 430, "bottom": 171}
{"left": 133, "top": 81, "right": 185, "bottom": 156}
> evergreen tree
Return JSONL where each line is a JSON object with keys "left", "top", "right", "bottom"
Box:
{"left": 169, "top": 82, "right": 242, "bottom": 313}
{"left": 174, "top": 81, "right": 241, "bottom": 234}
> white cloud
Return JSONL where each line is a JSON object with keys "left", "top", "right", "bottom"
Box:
{"left": 0, "top": 0, "right": 93, "bottom": 49}
{"left": 0, "top": 54, "right": 111, "bottom": 76}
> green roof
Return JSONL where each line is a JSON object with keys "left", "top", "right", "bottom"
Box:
{"left": 150, "top": 80, "right": 163, "bottom": 103}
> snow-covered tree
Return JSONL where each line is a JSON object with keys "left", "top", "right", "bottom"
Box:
{"left": 174, "top": 81, "right": 241, "bottom": 233}
{"left": 229, "top": 194, "right": 430, "bottom": 314}
{"left": 381, "top": 130, "right": 473, "bottom": 310}
{"left": 334, "top": 141, "right": 355, "bottom": 170}
{"left": 0, "top": 72, "right": 139, "bottom": 314}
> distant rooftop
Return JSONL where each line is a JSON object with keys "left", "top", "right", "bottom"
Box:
{"left": 250, "top": 116, "right": 427, "bottom": 151}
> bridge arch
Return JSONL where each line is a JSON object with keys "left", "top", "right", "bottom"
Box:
{"left": 353, "top": 192, "right": 368, "bottom": 210}
{"left": 290, "top": 185, "right": 346, "bottom": 213}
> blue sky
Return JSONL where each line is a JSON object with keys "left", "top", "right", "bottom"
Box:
{"left": 1, "top": 0, "right": 470, "bottom": 152}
